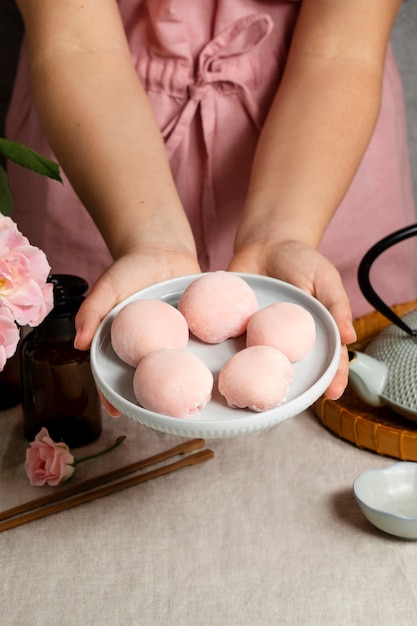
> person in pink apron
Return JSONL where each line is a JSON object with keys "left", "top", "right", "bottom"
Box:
{"left": 6, "top": 0, "right": 416, "bottom": 399}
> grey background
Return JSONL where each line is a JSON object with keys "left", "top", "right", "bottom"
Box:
{"left": 392, "top": 0, "right": 417, "bottom": 206}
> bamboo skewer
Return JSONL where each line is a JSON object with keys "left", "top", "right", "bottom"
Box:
{"left": 0, "top": 439, "right": 213, "bottom": 532}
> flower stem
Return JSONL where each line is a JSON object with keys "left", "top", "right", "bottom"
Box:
{"left": 74, "top": 435, "right": 126, "bottom": 466}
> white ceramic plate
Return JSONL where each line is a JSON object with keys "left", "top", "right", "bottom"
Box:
{"left": 91, "top": 273, "right": 340, "bottom": 438}
{"left": 354, "top": 463, "right": 417, "bottom": 540}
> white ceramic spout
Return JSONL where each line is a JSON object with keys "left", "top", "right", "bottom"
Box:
{"left": 348, "top": 351, "right": 389, "bottom": 407}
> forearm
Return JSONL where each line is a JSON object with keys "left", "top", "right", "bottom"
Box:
{"left": 32, "top": 54, "right": 195, "bottom": 257}
{"left": 17, "top": 1, "right": 196, "bottom": 260}
{"left": 235, "top": 0, "right": 401, "bottom": 252}
{"left": 237, "top": 60, "right": 381, "bottom": 249}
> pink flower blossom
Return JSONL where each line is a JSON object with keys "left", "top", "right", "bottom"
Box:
{"left": 0, "top": 215, "right": 53, "bottom": 327}
{"left": 25, "top": 427, "right": 75, "bottom": 486}
{"left": 0, "top": 306, "right": 20, "bottom": 370}
{"left": 25, "top": 428, "right": 126, "bottom": 487}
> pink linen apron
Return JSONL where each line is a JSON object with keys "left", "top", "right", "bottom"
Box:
{"left": 6, "top": 0, "right": 416, "bottom": 317}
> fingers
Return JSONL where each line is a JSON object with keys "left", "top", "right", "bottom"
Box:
{"left": 324, "top": 345, "right": 350, "bottom": 400}
{"left": 322, "top": 283, "right": 357, "bottom": 347}
{"left": 74, "top": 305, "right": 102, "bottom": 350}
{"left": 75, "top": 275, "right": 120, "bottom": 350}
{"left": 313, "top": 269, "right": 354, "bottom": 400}
{"left": 98, "top": 389, "right": 122, "bottom": 418}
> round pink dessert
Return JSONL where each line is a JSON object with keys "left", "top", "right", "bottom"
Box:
{"left": 218, "top": 345, "right": 293, "bottom": 411}
{"left": 111, "top": 299, "right": 189, "bottom": 367}
{"left": 133, "top": 349, "right": 213, "bottom": 418}
{"left": 246, "top": 302, "right": 316, "bottom": 362}
{"left": 178, "top": 271, "right": 259, "bottom": 344}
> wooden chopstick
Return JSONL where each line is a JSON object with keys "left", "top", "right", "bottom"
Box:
{"left": 0, "top": 438, "right": 205, "bottom": 523}
{"left": 0, "top": 439, "right": 212, "bottom": 532}
{"left": 0, "top": 448, "right": 214, "bottom": 533}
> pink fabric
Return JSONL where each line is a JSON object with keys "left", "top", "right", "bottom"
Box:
{"left": 6, "top": 0, "right": 417, "bottom": 318}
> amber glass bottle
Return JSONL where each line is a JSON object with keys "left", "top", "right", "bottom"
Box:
{"left": 0, "top": 346, "right": 21, "bottom": 410}
{"left": 20, "top": 274, "right": 102, "bottom": 447}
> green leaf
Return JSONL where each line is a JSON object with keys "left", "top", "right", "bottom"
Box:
{"left": 0, "top": 138, "right": 62, "bottom": 183}
{"left": 0, "top": 164, "right": 13, "bottom": 216}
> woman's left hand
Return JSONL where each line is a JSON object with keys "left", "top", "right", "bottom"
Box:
{"left": 228, "top": 239, "right": 357, "bottom": 400}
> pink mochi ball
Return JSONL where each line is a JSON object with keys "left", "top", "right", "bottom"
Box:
{"left": 133, "top": 349, "right": 214, "bottom": 418}
{"left": 111, "top": 299, "right": 189, "bottom": 367}
{"left": 178, "top": 271, "right": 259, "bottom": 344}
{"left": 246, "top": 302, "right": 316, "bottom": 362}
{"left": 218, "top": 345, "right": 294, "bottom": 412}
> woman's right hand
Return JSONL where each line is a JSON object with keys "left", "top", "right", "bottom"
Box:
{"left": 74, "top": 247, "right": 201, "bottom": 352}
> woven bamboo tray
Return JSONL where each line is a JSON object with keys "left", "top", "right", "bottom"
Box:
{"left": 313, "top": 301, "right": 417, "bottom": 461}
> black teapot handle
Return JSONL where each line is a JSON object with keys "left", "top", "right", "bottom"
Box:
{"left": 357, "top": 223, "right": 417, "bottom": 337}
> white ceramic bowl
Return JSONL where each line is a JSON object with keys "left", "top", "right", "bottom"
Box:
{"left": 354, "top": 462, "right": 417, "bottom": 539}
{"left": 91, "top": 273, "right": 340, "bottom": 438}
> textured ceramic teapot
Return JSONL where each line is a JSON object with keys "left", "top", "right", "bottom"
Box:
{"left": 348, "top": 224, "right": 417, "bottom": 421}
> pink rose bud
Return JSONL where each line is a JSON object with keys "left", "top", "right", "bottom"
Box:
{"left": 25, "top": 427, "right": 75, "bottom": 486}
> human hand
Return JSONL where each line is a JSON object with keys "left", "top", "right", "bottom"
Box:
{"left": 75, "top": 248, "right": 200, "bottom": 418}
{"left": 74, "top": 248, "right": 201, "bottom": 352}
{"left": 228, "top": 240, "right": 357, "bottom": 400}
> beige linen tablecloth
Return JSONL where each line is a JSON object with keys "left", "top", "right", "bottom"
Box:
{"left": 1, "top": 404, "right": 416, "bottom": 626}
